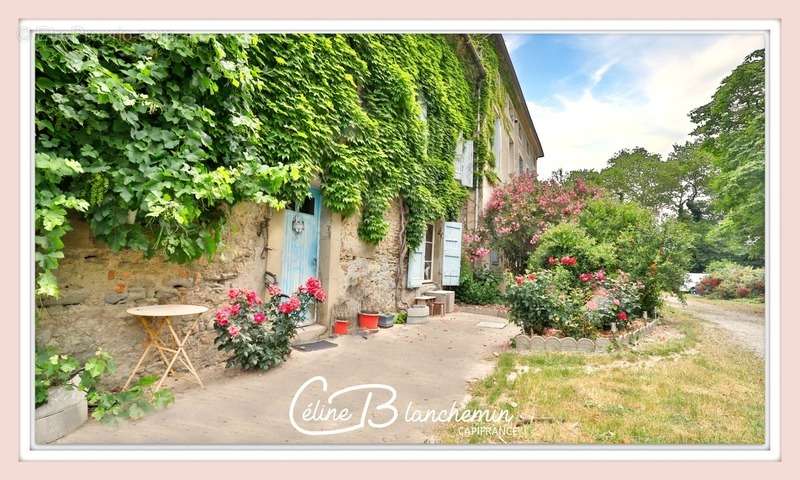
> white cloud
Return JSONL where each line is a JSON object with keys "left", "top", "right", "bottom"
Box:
{"left": 532, "top": 34, "right": 765, "bottom": 178}
{"left": 503, "top": 34, "right": 529, "bottom": 54}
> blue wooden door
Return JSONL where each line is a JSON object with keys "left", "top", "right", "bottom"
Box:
{"left": 281, "top": 188, "right": 321, "bottom": 326}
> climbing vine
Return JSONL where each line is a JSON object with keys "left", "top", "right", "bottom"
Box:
{"left": 34, "top": 33, "right": 507, "bottom": 296}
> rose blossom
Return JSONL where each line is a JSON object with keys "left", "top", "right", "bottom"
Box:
{"left": 526, "top": 273, "right": 537, "bottom": 281}
{"left": 227, "top": 325, "right": 240, "bottom": 337}
{"left": 313, "top": 288, "right": 327, "bottom": 302}
{"left": 617, "top": 311, "right": 628, "bottom": 321}
{"left": 278, "top": 296, "right": 301, "bottom": 314}
{"left": 579, "top": 272, "right": 593, "bottom": 282}
{"left": 245, "top": 290, "right": 260, "bottom": 305}
{"left": 228, "top": 288, "right": 239, "bottom": 299}
{"left": 229, "top": 303, "right": 241, "bottom": 315}
{"left": 612, "top": 298, "right": 621, "bottom": 306}
{"left": 515, "top": 275, "right": 524, "bottom": 286}
{"left": 253, "top": 312, "right": 266, "bottom": 325}
{"left": 560, "top": 256, "right": 577, "bottom": 266}
{"left": 305, "top": 277, "right": 322, "bottom": 295}
{"left": 547, "top": 256, "right": 558, "bottom": 266}
{"left": 267, "top": 283, "right": 281, "bottom": 297}
{"left": 215, "top": 310, "right": 229, "bottom": 327}
{"left": 594, "top": 270, "right": 606, "bottom": 281}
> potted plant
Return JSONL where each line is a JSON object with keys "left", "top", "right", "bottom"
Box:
{"left": 378, "top": 312, "right": 395, "bottom": 328}
{"left": 331, "top": 301, "right": 353, "bottom": 336}
{"left": 358, "top": 298, "right": 380, "bottom": 330}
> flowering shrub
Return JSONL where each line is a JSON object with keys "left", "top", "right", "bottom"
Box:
{"left": 213, "top": 277, "right": 326, "bottom": 370}
{"left": 464, "top": 173, "right": 601, "bottom": 272}
{"left": 584, "top": 273, "right": 643, "bottom": 330}
{"left": 505, "top": 265, "right": 642, "bottom": 338}
{"left": 505, "top": 269, "right": 566, "bottom": 335}
{"left": 578, "top": 199, "right": 694, "bottom": 314}
{"left": 697, "top": 261, "right": 764, "bottom": 300}
{"left": 529, "top": 222, "right": 616, "bottom": 275}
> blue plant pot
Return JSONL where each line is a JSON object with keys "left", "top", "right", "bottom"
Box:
{"left": 378, "top": 313, "right": 395, "bottom": 328}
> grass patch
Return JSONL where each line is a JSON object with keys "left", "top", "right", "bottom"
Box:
{"left": 439, "top": 305, "right": 765, "bottom": 445}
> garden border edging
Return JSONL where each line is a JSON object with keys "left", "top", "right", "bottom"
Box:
{"left": 513, "top": 318, "right": 660, "bottom": 354}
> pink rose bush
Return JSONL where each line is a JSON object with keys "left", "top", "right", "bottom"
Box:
{"left": 213, "top": 277, "right": 327, "bottom": 370}
{"left": 505, "top": 264, "right": 642, "bottom": 338}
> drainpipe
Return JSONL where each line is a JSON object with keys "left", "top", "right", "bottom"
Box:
{"left": 464, "top": 34, "right": 486, "bottom": 230}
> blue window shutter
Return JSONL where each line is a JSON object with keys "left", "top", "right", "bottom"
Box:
{"left": 442, "top": 222, "right": 463, "bottom": 286}
{"left": 407, "top": 240, "right": 425, "bottom": 288}
{"left": 462, "top": 140, "right": 474, "bottom": 188}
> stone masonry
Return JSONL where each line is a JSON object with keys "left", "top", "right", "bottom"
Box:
{"left": 36, "top": 202, "right": 273, "bottom": 386}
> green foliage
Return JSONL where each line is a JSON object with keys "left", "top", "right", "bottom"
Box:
{"left": 35, "top": 346, "right": 81, "bottom": 406}
{"left": 698, "top": 260, "right": 765, "bottom": 300}
{"left": 528, "top": 222, "right": 616, "bottom": 274}
{"left": 690, "top": 49, "right": 765, "bottom": 261}
{"left": 454, "top": 262, "right": 502, "bottom": 305}
{"left": 577, "top": 199, "right": 693, "bottom": 313}
{"left": 395, "top": 310, "right": 408, "bottom": 325}
{"left": 88, "top": 375, "right": 175, "bottom": 422}
{"left": 35, "top": 34, "right": 502, "bottom": 296}
{"left": 34, "top": 346, "right": 174, "bottom": 421}
{"left": 505, "top": 269, "right": 579, "bottom": 336}
{"left": 593, "top": 147, "right": 668, "bottom": 209}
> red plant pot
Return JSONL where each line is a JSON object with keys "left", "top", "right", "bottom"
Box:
{"left": 333, "top": 320, "right": 350, "bottom": 336}
{"left": 358, "top": 312, "right": 380, "bottom": 330}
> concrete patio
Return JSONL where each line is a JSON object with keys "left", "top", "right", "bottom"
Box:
{"left": 55, "top": 311, "right": 518, "bottom": 445}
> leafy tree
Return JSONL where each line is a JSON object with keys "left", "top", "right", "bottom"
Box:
{"left": 594, "top": 147, "right": 670, "bottom": 212}
{"left": 663, "top": 142, "right": 715, "bottom": 220}
{"left": 689, "top": 49, "right": 765, "bottom": 262}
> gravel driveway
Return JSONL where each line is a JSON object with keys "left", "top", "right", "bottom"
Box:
{"left": 665, "top": 296, "right": 765, "bottom": 357}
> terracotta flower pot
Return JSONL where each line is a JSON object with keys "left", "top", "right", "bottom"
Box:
{"left": 333, "top": 320, "right": 350, "bottom": 335}
{"left": 358, "top": 312, "right": 380, "bottom": 330}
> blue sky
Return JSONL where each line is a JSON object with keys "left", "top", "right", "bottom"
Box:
{"left": 503, "top": 33, "right": 766, "bottom": 177}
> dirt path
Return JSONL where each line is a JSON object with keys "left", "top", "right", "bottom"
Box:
{"left": 665, "top": 296, "right": 765, "bottom": 357}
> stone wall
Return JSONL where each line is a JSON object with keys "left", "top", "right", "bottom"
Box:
{"left": 36, "top": 196, "right": 449, "bottom": 386}
{"left": 36, "top": 203, "right": 275, "bottom": 386}
{"left": 334, "top": 200, "right": 403, "bottom": 318}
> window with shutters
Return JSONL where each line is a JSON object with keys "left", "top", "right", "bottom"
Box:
{"left": 423, "top": 224, "right": 435, "bottom": 282}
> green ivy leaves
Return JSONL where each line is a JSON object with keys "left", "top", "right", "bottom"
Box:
{"left": 35, "top": 33, "right": 504, "bottom": 295}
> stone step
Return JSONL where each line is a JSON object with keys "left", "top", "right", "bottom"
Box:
{"left": 292, "top": 323, "right": 328, "bottom": 345}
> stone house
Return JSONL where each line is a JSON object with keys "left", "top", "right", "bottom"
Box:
{"left": 36, "top": 35, "right": 543, "bottom": 385}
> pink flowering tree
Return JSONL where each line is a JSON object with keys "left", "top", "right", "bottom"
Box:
{"left": 464, "top": 173, "right": 601, "bottom": 273}
{"left": 213, "top": 277, "right": 326, "bottom": 370}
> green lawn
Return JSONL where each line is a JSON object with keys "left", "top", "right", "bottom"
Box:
{"left": 440, "top": 306, "right": 765, "bottom": 444}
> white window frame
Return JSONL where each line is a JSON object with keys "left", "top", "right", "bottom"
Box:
{"left": 423, "top": 223, "right": 435, "bottom": 283}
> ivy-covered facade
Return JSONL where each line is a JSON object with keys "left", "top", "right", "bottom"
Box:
{"left": 35, "top": 33, "right": 542, "bottom": 346}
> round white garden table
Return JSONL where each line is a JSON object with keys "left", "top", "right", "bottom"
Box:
{"left": 124, "top": 304, "right": 208, "bottom": 390}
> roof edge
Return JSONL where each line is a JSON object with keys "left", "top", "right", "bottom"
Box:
{"left": 491, "top": 34, "right": 544, "bottom": 159}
